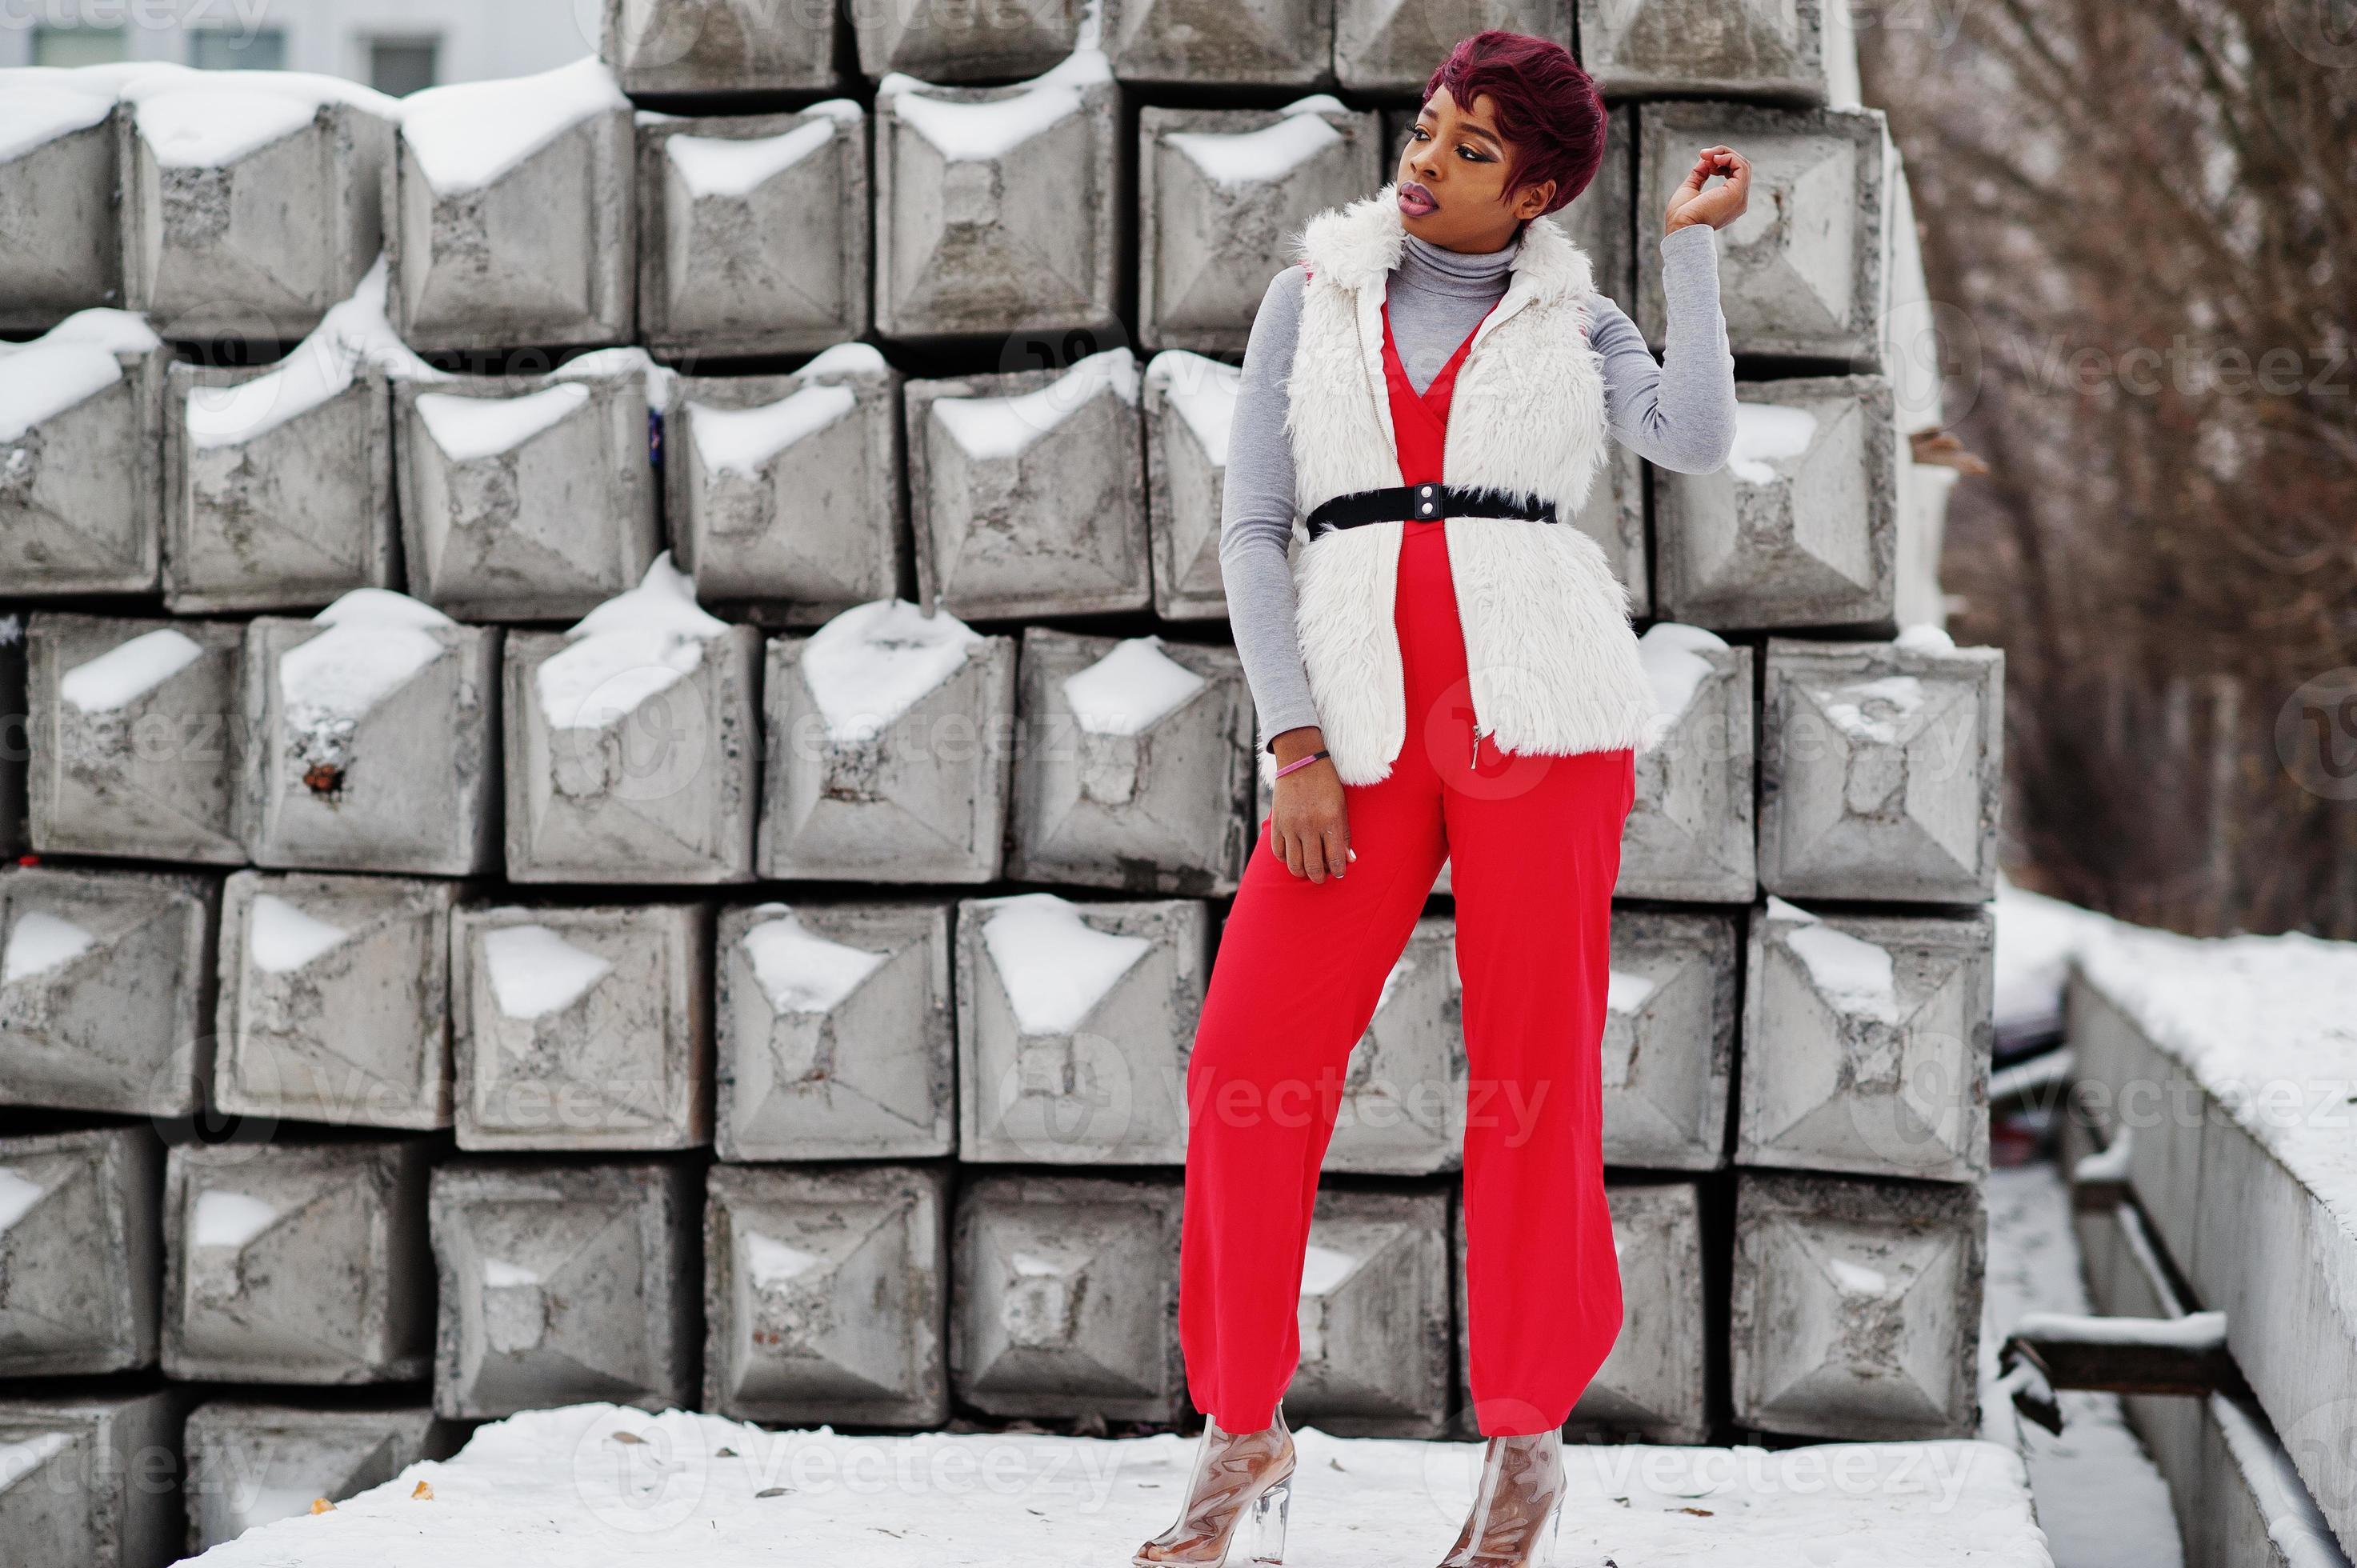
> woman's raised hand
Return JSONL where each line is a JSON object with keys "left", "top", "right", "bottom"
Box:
{"left": 1664, "top": 145, "right": 1751, "bottom": 234}
{"left": 1268, "top": 726, "right": 1353, "bottom": 882}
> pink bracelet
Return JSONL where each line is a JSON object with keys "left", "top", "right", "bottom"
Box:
{"left": 1272, "top": 749, "right": 1330, "bottom": 780}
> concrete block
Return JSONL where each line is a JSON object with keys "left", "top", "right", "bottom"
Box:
{"left": 1103, "top": 0, "right": 1336, "bottom": 84}
{"left": 450, "top": 902, "right": 711, "bottom": 1153}
{"left": 163, "top": 1138, "right": 432, "bottom": 1384}
{"left": 956, "top": 892, "right": 1207, "bottom": 1166}
{"left": 874, "top": 50, "right": 1122, "bottom": 342}
{"left": 118, "top": 69, "right": 395, "bottom": 338}
{"left": 1323, "top": 913, "right": 1463, "bottom": 1176}
{"left": 428, "top": 1159, "right": 699, "bottom": 1420}
{"left": 1637, "top": 102, "right": 1893, "bottom": 364}
{"left": 1618, "top": 626, "right": 1754, "bottom": 902}
{"left": 213, "top": 870, "right": 460, "bottom": 1131}
{"left": 1579, "top": 438, "right": 1648, "bottom": 619}
{"left": 950, "top": 1171, "right": 1185, "bottom": 1422}
{"left": 0, "top": 310, "right": 166, "bottom": 596}
{"left": 637, "top": 105, "right": 869, "bottom": 358}
{"left": 1729, "top": 1168, "right": 1985, "bottom": 1440}
{"left": 1284, "top": 1186, "right": 1451, "bottom": 1437}
{"left": 1602, "top": 908, "right": 1739, "bottom": 1173}
{"left": 0, "top": 1126, "right": 162, "bottom": 1377}
{"left": 759, "top": 602, "right": 1018, "bottom": 883}
{"left": 502, "top": 558, "right": 760, "bottom": 885}
{"left": 1138, "top": 98, "right": 1382, "bottom": 353}
{"left": 1654, "top": 374, "right": 1900, "bottom": 630}
{"left": 1007, "top": 628, "right": 1256, "bottom": 895}
{"left": 395, "top": 349, "right": 665, "bottom": 621}
{"left": 605, "top": 0, "right": 840, "bottom": 94}
{"left": 1578, "top": 0, "right": 1859, "bottom": 103}
{"left": 1335, "top": 0, "right": 1572, "bottom": 92}
{"left": 386, "top": 58, "right": 634, "bottom": 353}
{"left": 703, "top": 1163, "right": 949, "bottom": 1426}
{"left": 0, "top": 864, "right": 215, "bottom": 1118}
{"left": 666, "top": 345, "right": 906, "bottom": 622}
{"left": 237, "top": 594, "right": 501, "bottom": 876}
{"left": 182, "top": 1401, "right": 447, "bottom": 1556}
{"left": 1739, "top": 897, "right": 1992, "bottom": 1182}
{"left": 1142, "top": 350, "right": 1238, "bottom": 622}
{"left": 0, "top": 622, "right": 22, "bottom": 859}
{"left": 26, "top": 612, "right": 246, "bottom": 865}
{"left": 0, "top": 74, "right": 122, "bottom": 330}
{"left": 906, "top": 350, "right": 1150, "bottom": 617}
{"left": 0, "top": 1390, "right": 181, "bottom": 1568}
{"left": 852, "top": 0, "right": 1084, "bottom": 82}
{"left": 714, "top": 899, "right": 954, "bottom": 1162}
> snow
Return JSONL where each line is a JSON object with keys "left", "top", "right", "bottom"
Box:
{"left": 739, "top": 907, "right": 889, "bottom": 1016}
{"left": 2011, "top": 1308, "right": 2227, "bottom": 1351}
{"left": 0, "top": 1168, "right": 47, "bottom": 1233}
{"left": 1143, "top": 351, "right": 1240, "bottom": 466}
{"left": 35, "top": 307, "right": 163, "bottom": 358}
{"left": 399, "top": 56, "right": 626, "bottom": 194}
{"left": 133, "top": 87, "right": 318, "bottom": 169}
{"left": 1993, "top": 877, "right": 2117, "bottom": 1043}
{"left": 1769, "top": 897, "right": 1902, "bottom": 1024}
{"left": 798, "top": 600, "right": 986, "bottom": 744}
{"left": 666, "top": 118, "right": 838, "bottom": 198}
{"left": 1166, "top": 101, "right": 1343, "bottom": 187}
{"left": 1607, "top": 969, "right": 1659, "bottom": 1015}
{"left": 744, "top": 1234, "right": 823, "bottom": 1286}
{"left": 250, "top": 894, "right": 352, "bottom": 976}
{"left": 552, "top": 346, "right": 675, "bottom": 414}
{"left": 0, "top": 62, "right": 391, "bottom": 166}
{"left": 798, "top": 342, "right": 889, "bottom": 379}
{"left": 58, "top": 627, "right": 205, "bottom": 714}
{"left": 187, "top": 258, "right": 447, "bottom": 450}
{"left": 0, "top": 310, "right": 160, "bottom": 445}
{"left": 1819, "top": 674, "right": 1927, "bottom": 746}
{"left": 1062, "top": 637, "right": 1206, "bottom": 735}
{"left": 279, "top": 590, "right": 455, "bottom": 750}
{"left": 1895, "top": 622, "right": 1956, "bottom": 654}
{"left": 0, "top": 78, "right": 114, "bottom": 162}
{"left": 1299, "top": 1242, "right": 1357, "bottom": 1296}
{"left": 481, "top": 925, "right": 611, "bottom": 1022}
{"left": 689, "top": 383, "right": 856, "bottom": 478}
{"left": 1637, "top": 622, "right": 1728, "bottom": 742}
{"left": 192, "top": 1190, "right": 279, "bottom": 1250}
{"left": 535, "top": 554, "right": 729, "bottom": 733}
{"left": 930, "top": 349, "right": 1138, "bottom": 462}
{"left": 978, "top": 893, "right": 1150, "bottom": 1036}
{"left": 1727, "top": 403, "right": 1819, "bottom": 484}
{"left": 876, "top": 44, "right": 1110, "bottom": 162}
{"left": 0, "top": 1433, "right": 69, "bottom": 1494}
{"left": 415, "top": 384, "right": 590, "bottom": 463}
{"left": 2, "top": 910, "right": 95, "bottom": 986}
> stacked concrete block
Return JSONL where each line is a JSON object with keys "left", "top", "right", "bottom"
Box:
{"left": 1325, "top": 914, "right": 1465, "bottom": 1175}
{"left": 604, "top": 0, "right": 840, "bottom": 95}
{"left": 1729, "top": 1169, "right": 1986, "bottom": 1440}
{"left": 396, "top": 350, "right": 665, "bottom": 621}
{"left": 162, "top": 1139, "right": 433, "bottom": 1384}
{"left": 1007, "top": 629, "right": 1257, "bottom": 895}
{"left": 873, "top": 49, "right": 1122, "bottom": 341}
{"left": 759, "top": 602, "right": 1018, "bottom": 882}
{"left": 637, "top": 104, "right": 869, "bottom": 358}
{"left": 0, "top": 70, "right": 123, "bottom": 328}
{"left": 450, "top": 902, "right": 710, "bottom": 1151}
{"left": 428, "top": 1159, "right": 699, "bottom": 1419}
{"left": 0, "top": 865, "right": 216, "bottom": 1118}
{"left": 1619, "top": 625, "right": 1754, "bottom": 902}
{"left": 1739, "top": 898, "right": 1994, "bottom": 1183}
{"left": 236, "top": 594, "right": 501, "bottom": 876}
{"left": 0, "top": 1390, "right": 182, "bottom": 1568}
{"left": 1759, "top": 632, "right": 2005, "bottom": 902}
{"left": 386, "top": 58, "right": 635, "bottom": 352}
{"left": 853, "top": 0, "right": 1085, "bottom": 83}
{"left": 503, "top": 556, "right": 761, "bottom": 885}
{"left": 1143, "top": 350, "right": 1240, "bottom": 622}
{"left": 715, "top": 900, "right": 954, "bottom": 1162}
{"left": 956, "top": 892, "right": 1207, "bottom": 1166}
{"left": 1102, "top": 0, "right": 1337, "bottom": 84}
{"left": 1139, "top": 98, "right": 1382, "bottom": 353}
{"left": 703, "top": 1163, "right": 950, "bottom": 1426}
{"left": 1284, "top": 1187, "right": 1451, "bottom": 1437}
{"left": 0, "top": 619, "right": 24, "bottom": 859}
{"left": 1578, "top": 442, "right": 1649, "bottom": 618}
{"left": 0, "top": 310, "right": 167, "bottom": 595}
{"left": 906, "top": 350, "right": 1150, "bottom": 618}
{"left": 25, "top": 613, "right": 246, "bottom": 864}
{"left": 0, "top": 1126, "right": 162, "bottom": 1376}
{"left": 1577, "top": 0, "right": 1861, "bottom": 106}
{"left": 213, "top": 870, "right": 461, "bottom": 1131}
{"left": 950, "top": 1172, "right": 1186, "bottom": 1422}
{"left": 1599, "top": 909, "right": 1739, "bottom": 1172}
{"left": 1653, "top": 375, "right": 1901, "bottom": 630}
{"left": 182, "top": 1402, "right": 447, "bottom": 1556}
{"left": 667, "top": 345, "right": 906, "bottom": 622}
{"left": 1335, "top": 0, "right": 1572, "bottom": 91}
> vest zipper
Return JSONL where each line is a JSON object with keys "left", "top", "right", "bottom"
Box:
{"left": 1469, "top": 721, "right": 1486, "bottom": 769}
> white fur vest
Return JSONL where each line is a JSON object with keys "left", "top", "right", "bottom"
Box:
{"left": 1271, "top": 182, "right": 1658, "bottom": 787}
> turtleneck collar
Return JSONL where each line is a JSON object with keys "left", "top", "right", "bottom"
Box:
{"left": 1395, "top": 227, "right": 1519, "bottom": 298}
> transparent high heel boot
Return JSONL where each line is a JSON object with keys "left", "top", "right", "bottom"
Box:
{"left": 1133, "top": 1404, "right": 1297, "bottom": 1566}
{"left": 1434, "top": 1428, "right": 1568, "bottom": 1568}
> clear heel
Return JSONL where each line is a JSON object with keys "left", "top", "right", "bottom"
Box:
{"left": 1240, "top": 1475, "right": 1291, "bottom": 1565}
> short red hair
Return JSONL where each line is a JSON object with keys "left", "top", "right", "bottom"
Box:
{"left": 1422, "top": 30, "right": 1608, "bottom": 215}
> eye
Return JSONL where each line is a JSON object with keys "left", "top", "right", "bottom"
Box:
{"left": 1457, "top": 143, "right": 1490, "bottom": 162}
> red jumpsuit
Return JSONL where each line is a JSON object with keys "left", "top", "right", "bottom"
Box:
{"left": 1178, "top": 294, "right": 1636, "bottom": 1438}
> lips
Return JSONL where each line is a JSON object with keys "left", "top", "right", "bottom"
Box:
{"left": 1397, "top": 182, "right": 1437, "bottom": 217}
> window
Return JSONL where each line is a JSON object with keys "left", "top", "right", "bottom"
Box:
{"left": 189, "top": 27, "right": 287, "bottom": 70}
{"left": 31, "top": 26, "right": 128, "bottom": 67}
{"left": 368, "top": 38, "right": 441, "bottom": 98}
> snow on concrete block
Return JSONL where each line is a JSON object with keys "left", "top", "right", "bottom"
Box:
{"left": 1285, "top": 1186, "right": 1450, "bottom": 1438}
{"left": 386, "top": 58, "right": 635, "bottom": 353}
{"left": 26, "top": 611, "right": 246, "bottom": 864}
{"left": 1739, "top": 897, "right": 1995, "bottom": 1182}
{"left": 450, "top": 902, "right": 710, "bottom": 1152}
{"left": 213, "top": 870, "right": 460, "bottom": 1131}
{"left": 1618, "top": 626, "right": 1754, "bottom": 902}
{"left": 605, "top": 0, "right": 840, "bottom": 95}
{"left": 1335, "top": 0, "right": 1572, "bottom": 92}
{"left": 1602, "top": 910, "right": 1739, "bottom": 1173}
{"left": 0, "top": 864, "right": 215, "bottom": 1119}
{"left": 1579, "top": 0, "right": 1858, "bottom": 102}
{"left": 906, "top": 350, "right": 1150, "bottom": 617}
{"left": 502, "top": 554, "right": 760, "bottom": 885}
{"left": 162, "top": 1138, "right": 433, "bottom": 1385}
{"left": 759, "top": 601, "right": 1018, "bottom": 882}
{"left": 955, "top": 892, "right": 1207, "bottom": 1166}
{"left": 703, "top": 1163, "right": 949, "bottom": 1426}
{"left": 428, "top": 1159, "right": 700, "bottom": 1420}
{"left": 396, "top": 348, "right": 665, "bottom": 621}
{"left": 1730, "top": 1167, "right": 1986, "bottom": 1440}
{"left": 667, "top": 345, "right": 906, "bottom": 622}
{"left": 0, "top": 1390, "right": 181, "bottom": 1568}
{"left": 237, "top": 592, "right": 501, "bottom": 876}
{"left": 638, "top": 105, "right": 869, "bottom": 358}
{"left": 873, "top": 49, "right": 1122, "bottom": 341}
{"left": 182, "top": 1402, "right": 449, "bottom": 1557}
{"left": 853, "top": 0, "right": 1084, "bottom": 82}
{"left": 1104, "top": 0, "right": 1335, "bottom": 82}
{"left": 1323, "top": 914, "right": 1463, "bottom": 1176}
{"left": 951, "top": 1171, "right": 1185, "bottom": 1421}
{"left": 1759, "top": 631, "right": 2005, "bottom": 902}
{"left": 714, "top": 899, "right": 954, "bottom": 1162}
{"left": 1007, "top": 628, "right": 1256, "bottom": 895}
{"left": 1139, "top": 98, "right": 1380, "bottom": 353}
{"left": 1654, "top": 375, "right": 1900, "bottom": 630}
{"left": 0, "top": 70, "right": 123, "bottom": 330}
{"left": 0, "top": 1126, "right": 162, "bottom": 1377}
{"left": 0, "top": 308, "right": 166, "bottom": 595}
{"left": 1143, "top": 350, "right": 1239, "bottom": 621}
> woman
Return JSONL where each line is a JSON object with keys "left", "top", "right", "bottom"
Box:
{"left": 1133, "top": 28, "right": 1748, "bottom": 1568}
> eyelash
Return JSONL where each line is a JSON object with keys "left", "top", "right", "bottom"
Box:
{"left": 1411, "top": 126, "right": 1489, "bottom": 162}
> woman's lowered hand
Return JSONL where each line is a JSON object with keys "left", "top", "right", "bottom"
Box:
{"left": 1269, "top": 726, "right": 1353, "bottom": 882}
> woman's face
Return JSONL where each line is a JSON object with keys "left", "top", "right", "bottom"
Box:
{"left": 1396, "top": 85, "right": 1556, "bottom": 253}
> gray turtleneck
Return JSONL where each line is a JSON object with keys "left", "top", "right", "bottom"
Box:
{"left": 1219, "top": 221, "right": 1737, "bottom": 749}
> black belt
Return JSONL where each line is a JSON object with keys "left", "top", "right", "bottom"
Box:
{"left": 1305, "top": 483, "right": 1558, "bottom": 540}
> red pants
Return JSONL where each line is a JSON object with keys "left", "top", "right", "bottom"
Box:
{"left": 1178, "top": 515, "right": 1635, "bottom": 1438}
